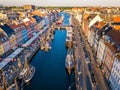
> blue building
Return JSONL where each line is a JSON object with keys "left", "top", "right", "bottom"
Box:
{"left": 20, "top": 23, "right": 28, "bottom": 44}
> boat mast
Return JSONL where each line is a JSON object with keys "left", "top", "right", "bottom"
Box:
{"left": 17, "top": 58, "right": 22, "bottom": 72}
{"left": 24, "top": 56, "right": 29, "bottom": 70}
{"left": 2, "top": 70, "right": 7, "bottom": 90}
{"left": 15, "top": 77, "right": 19, "bottom": 90}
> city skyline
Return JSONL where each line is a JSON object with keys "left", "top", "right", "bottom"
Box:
{"left": 1, "top": 0, "right": 120, "bottom": 6}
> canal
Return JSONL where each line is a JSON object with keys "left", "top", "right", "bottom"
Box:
{"left": 24, "top": 12, "right": 76, "bottom": 90}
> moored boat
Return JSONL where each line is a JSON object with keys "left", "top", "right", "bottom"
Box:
{"left": 65, "top": 49, "right": 74, "bottom": 75}
{"left": 24, "top": 65, "right": 35, "bottom": 83}
{"left": 66, "top": 28, "right": 73, "bottom": 48}
{"left": 44, "top": 42, "right": 52, "bottom": 51}
{"left": 18, "top": 57, "right": 28, "bottom": 80}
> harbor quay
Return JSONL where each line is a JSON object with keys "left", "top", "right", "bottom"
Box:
{"left": 0, "top": 12, "right": 59, "bottom": 90}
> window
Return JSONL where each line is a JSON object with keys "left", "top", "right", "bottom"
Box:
{"left": 1, "top": 38, "right": 4, "bottom": 42}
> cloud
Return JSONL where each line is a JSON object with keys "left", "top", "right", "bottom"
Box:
{"left": 1, "top": 0, "right": 120, "bottom": 6}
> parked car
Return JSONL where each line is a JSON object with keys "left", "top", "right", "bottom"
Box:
{"left": 85, "top": 57, "right": 90, "bottom": 64}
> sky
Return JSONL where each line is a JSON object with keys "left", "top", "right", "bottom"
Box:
{"left": 1, "top": 0, "right": 120, "bottom": 6}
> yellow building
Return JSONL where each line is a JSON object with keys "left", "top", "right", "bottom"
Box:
{"left": 0, "top": 42, "right": 4, "bottom": 55}
{"left": 0, "top": 13, "right": 8, "bottom": 20}
{"left": 9, "top": 34, "right": 17, "bottom": 50}
{"left": 0, "top": 24, "right": 18, "bottom": 50}
{"left": 23, "top": 5, "right": 35, "bottom": 10}
{"left": 0, "top": 32, "right": 10, "bottom": 55}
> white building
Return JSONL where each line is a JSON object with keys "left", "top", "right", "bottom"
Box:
{"left": 97, "top": 35, "right": 111, "bottom": 65}
{"left": 88, "top": 26, "right": 96, "bottom": 47}
{"left": 109, "top": 54, "right": 120, "bottom": 90}
{"left": 89, "top": 15, "right": 102, "bottom": 28}
{"left": 88, "top": 15, "right": 102, "bottom": 48}
{"left": 75, "top": 13, "right": 82, "bottom": 25}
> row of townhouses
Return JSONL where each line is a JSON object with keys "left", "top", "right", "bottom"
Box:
{"left": 0, "top": 9, "right": 59, "bottom": 58}
{"left": 73, "top": 7, "right": 120, "bottom": 90}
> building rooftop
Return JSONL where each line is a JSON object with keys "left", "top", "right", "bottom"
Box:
{"left": 89, "top": 15, "right": 102, "bottom": 28}
{"left": 0, "top": 24, "right": 14, "bottom": 37}
{"left": 112, "top": 15, "right": 120, "bottom": 30}
{"left": 83, "top": 13, "right": 89, "bottom": 20}
{"left": 31, "top": 10, "right": 47, "bottom": 17}
{"left": 96, "top": 21, "right": 106, "bottom": 29}
{"left": 32, "top": 15, "right": 42, "bottom": 23}
{"left": 113, "top": 15, "right": 120, "bottom": 22}
{"left": 105, "top": 42, "right": 118, "bottom": 54}
{"left": 106, "top": 29, "right": 120, "bottom": 46}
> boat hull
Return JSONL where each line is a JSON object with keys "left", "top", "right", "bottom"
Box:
{"left": 24, "top": 66, "right": 35, "bottom": 83}
{"left": 66, "top": 66, "right": 74, "bottom": 75}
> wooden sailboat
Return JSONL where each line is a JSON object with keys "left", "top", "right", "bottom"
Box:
{"left": 18, "top": 57, "right": 28, "bottom": 79}
{"left": 24, "top": 64, "right": 35, "bottom": 83}
{"left": 21, "top": 56, "right": 36, "bottom": 83}
{"left": 65, "top": 49, "right": 74, "bottom": 75}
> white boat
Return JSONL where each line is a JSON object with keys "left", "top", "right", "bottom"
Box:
{"left": 65, "top": 49, "right": 74, "bottom": 75}
{"left": 51, "top": 35, "right": 54, "bottom": 40}
{"left": 19, "top": 68, "right": 28, "bottom": 79}
{"left": 24, "top": 65, "right": 35, "bottom": 83}
{"left": 44, "top": 42, "right": 52, "bottom": 51}
{"left": 66, "top": 28, "right": 73, "bottom": 48}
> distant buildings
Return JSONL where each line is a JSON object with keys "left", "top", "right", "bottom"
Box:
{"left": 0, "top": 7, "right": 59, "bottom": 57}
{"left": 23, "top": 5, "right": 35, "bottom": 11}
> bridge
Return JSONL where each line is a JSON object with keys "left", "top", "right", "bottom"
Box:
{"left": 54, "top": 25, "right": 73, "bottom": 30}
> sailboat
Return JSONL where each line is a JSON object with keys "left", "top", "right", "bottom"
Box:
{"left": 65, "top": 49, "right": 74, "bottom": 75}
{"left": 21, "top": 56, "right": 35, "bottom": 83}
{"left": 24, "top": 64, "right": 35, "bottom": 83}
{"left": 44, "top": 41, "right": 51, "bottom": 51}
{"left": 18, "top": 57, "right": 28, "bottom": 79}
{"left": 18, "top": 56, "right": 35, "bottom": 83}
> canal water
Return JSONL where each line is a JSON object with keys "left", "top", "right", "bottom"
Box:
{"left": 24, "top": 12, "right": 76, "bottom": 90}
